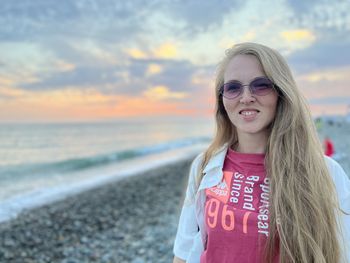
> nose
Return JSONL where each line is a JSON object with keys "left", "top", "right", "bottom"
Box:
{"left": 239, "top": 86, "right": 256, "bottom": 104}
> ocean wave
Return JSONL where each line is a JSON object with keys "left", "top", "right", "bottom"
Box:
{"left": 0, "top": 137, "right": 210, "bottom": 180}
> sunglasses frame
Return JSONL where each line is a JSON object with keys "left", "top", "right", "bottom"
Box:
{"left": 220, "top": 77, "right": 276, "bottom": 99}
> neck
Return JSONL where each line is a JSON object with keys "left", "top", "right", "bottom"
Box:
{"left": 234, "top": 133, "right": 268, "bottom": 154}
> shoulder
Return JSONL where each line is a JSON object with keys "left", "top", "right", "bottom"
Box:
{"left": 324, "top": 156, "right": 350, "bottom": 208}
{"left": 325, "top": 157, "right": 350, "bottom": 261}
{"left": 187, "top": 152, "right": 205, "bottom": 187}
{"left": 191, "top": 152, "right": 205, "bottom": 170}
{"left": 324, "top": 155, "right": 348, "bottom": 181}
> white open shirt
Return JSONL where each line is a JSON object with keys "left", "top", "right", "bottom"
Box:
{"left": 173, "top": 144, "right": 350, "bottom": 263}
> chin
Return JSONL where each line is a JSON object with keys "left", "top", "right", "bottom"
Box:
{"left": 237, "top": 124, "right": 269, "bottom": 135}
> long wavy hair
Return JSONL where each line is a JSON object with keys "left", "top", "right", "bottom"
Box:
{"left": 199, "top": 43, "right": 342, "bottom": 262}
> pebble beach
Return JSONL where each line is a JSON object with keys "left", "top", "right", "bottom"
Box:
{"left": 0, "top": 120, "right": 349, "bottom": 263}
{"left": 0, "top": 158, "right": 193, "bottom": 263}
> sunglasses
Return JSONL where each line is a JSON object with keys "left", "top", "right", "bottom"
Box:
{"left": 220, "top": 77, "right": 275, "bottom": 99}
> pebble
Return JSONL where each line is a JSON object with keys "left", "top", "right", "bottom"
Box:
{"left": 132, "top": 257, "right": 145, "bottom": 263}
{"left": 0, "top": 159, "right": 192, "bottom": 262}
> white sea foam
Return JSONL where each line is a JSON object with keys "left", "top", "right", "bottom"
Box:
{"left": 0, "top": 144, "right": 207, "bottom": 223}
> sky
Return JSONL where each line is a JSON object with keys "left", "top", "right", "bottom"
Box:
{"left": 1, "top": 0, "right": 350, "bottom": 122}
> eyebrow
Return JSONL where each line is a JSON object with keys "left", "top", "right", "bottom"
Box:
{"left": 224, "top": 76, "right": 268, "bottom": 84}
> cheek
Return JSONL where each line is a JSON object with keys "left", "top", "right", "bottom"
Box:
{"left": 223, "top": 100, "right": 229, "bottom": 112}
{"left": 222, "top": 99, "right": 235, "bottom": 112}
{"left": 264, "top": 93, "right": 278, "bottom": 109}
{"left": 222, "top": 100, "right": 238, "bottom": 124}
{"left": 266, "top": 98, "right": 278, "bottom": 118}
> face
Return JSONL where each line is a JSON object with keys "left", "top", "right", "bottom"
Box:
{"left": 222, "top": 54, "right": 278, "bottom": 140}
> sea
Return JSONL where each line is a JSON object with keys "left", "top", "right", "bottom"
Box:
{"left": 0, "top": 117, "right": 214, "bottom": 222}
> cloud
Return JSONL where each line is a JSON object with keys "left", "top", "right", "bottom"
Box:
{"left": 286, "top": 0, "right": 325, "bottom": 15}
{"left": 309, "top": 96, "right": 350, "bottom": 105}
{"left": 287, "top": 38, "right": 350, "bottom": 73}
{"left": 280, "top": 29, "right": 316, "bottom": 44}
{"left": 297, "top": 66, "right": 350, "bottom": 83}
{"left": 125, "top": 42, "right": 178, "bottom": 60}
{"left": 153, "top": 0, "right": 241, "bottom": 35}
{"left": 0, "top": 86, "right": 28, "bottom": 101}
{"left": 286, "top": 0, "right": 350, "bottom": 31}
{"left": 54, "top": 60, "right": 76, "bottom": 72}
{"left": 146, "top": 64, "right": 163, "bottom": 76}
{"left": 67, "top": 40, "right": 120, "bottom": 65}
{"left": 19, "top": 65, "right": 119, "bottom": 91}
{"left": 2, "top": 0, "right": 350, "bottom": 120}
{"left": 295, "top": 66, "right": 350, "bottom": 112}
{"left": 0, "top": 0, "right": 150, "bottom": 41}
{"left": 0, "top": 0, "right": 79, "bottom": 40}
{"left": 143, "top": 85, "right": 188, "bottom": 100}
{"left": 16, "top": 57, "right": 208, "bottom": 100}
{"left": 126, "top": 48, "right": 148, "bottom": 59}
{"left": 153, "top": 43, "right": 178, "bottom": 59}
{"left": 0, "top": 76, "right": 15, "bottom": 86}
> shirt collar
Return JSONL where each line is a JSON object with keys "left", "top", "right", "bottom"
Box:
{"left": 198, "top": 143, "right": 229, "bottom": 191}
{"left": 203, "top": 143, "right": 229, "bottom": 174}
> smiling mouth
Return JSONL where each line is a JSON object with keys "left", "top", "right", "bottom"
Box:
{"left": 239, "top": 110, "right": 260, "bottom": 116}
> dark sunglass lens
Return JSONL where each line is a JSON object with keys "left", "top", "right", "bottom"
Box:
{"left": 251, "top": 78, "right": 273, "bottom": 95}
{"left": 224, "top": 82, "right": 242, "bottom": 98}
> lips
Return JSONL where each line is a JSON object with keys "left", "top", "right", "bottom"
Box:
{"left": 239, "top": 109, "right": 260, "bottom": 115}
{"left": 238, "top": 109, "right": 260, "bottom": 121}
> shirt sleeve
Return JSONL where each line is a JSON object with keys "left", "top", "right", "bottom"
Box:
{"left": 173, "top": 153, "right": 203, "bottom": 260}
{"left": 325, "top": 156, "right": 350, "bottom": 262}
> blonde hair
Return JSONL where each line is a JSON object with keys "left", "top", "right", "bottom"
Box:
{"left": 200, "top": 42, "right": 341, "bottom": 262}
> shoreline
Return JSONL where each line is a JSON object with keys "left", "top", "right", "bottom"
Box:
{"left": 0, "top": 157, "right": 194, "bottom": 262}
{"left": 1, "top": 121, "right": 349, "bottom": 262}
{"left": 0, "top": 145, "right": 205, "bottom": 224}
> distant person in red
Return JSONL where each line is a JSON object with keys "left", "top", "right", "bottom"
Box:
{"left": 324, "top": 136, "right": 335, "bottom": 157}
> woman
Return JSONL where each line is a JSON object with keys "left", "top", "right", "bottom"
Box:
{"left": 173, "top": 43, "right": 350, "bottom": 263}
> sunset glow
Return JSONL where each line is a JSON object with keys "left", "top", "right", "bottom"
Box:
{"left": 1, "top": 0, "right": 350, "bottom": 122}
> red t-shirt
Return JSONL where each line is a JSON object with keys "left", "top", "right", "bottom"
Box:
{"left": 200, "top": 148, "right": 279, "bottom": 263}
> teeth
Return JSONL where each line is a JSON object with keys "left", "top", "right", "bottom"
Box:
{"left": 241, "top": 111, "right": 256, "bottom": 116}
